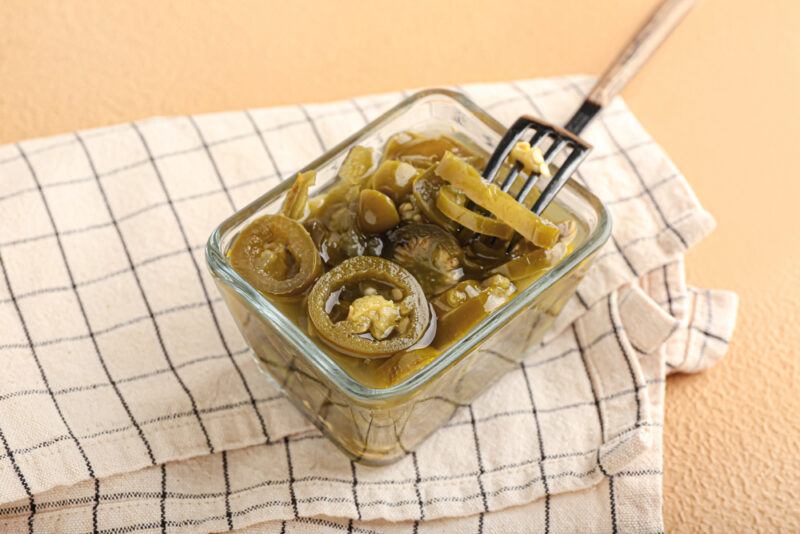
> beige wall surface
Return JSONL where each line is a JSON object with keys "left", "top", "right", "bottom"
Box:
{"left": 1, "top": 0, "right": 798, "bottom": 530}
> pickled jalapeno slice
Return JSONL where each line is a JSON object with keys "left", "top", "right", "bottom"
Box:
{"left": 281, "top": 171, "right": 316, "bottom": 220}
{"left": 358, "top": 189, "right": 400, "bottom": 234}
{"left": 435, "top": 151, "right": 561, "bottom": 248}
{"left": 436, "top": 185, "right": 514, "bottom": 240}
{"left": 369, "top": 160, "right": 418, "bottom": 201}
{"left": 411, "top": 167, "right": 457, "bottom": 231}
{"left": 338, "top": 145, "right": 375, "bottom": 184}
{"left": 388, "top": 223, "right": 464, "bottom": 296}
{"left": 228, "top": 214, "right": 322, "bottom": 296}
{"left": 307, "top": 256, "right": 431, "bottom": 357}
{"left": 432, "top": 274, "right": 515, "bottom": 349}
{"left": 383, "top": 132, "right": 483, "bottom": 169}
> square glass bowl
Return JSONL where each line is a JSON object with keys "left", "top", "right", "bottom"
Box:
{"left": 206, "top": 89, "right": 612, "bottom": 465}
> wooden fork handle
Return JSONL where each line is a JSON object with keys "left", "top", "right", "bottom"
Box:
{"left": 587, "top": 0, "right": 697, "bottom": 107}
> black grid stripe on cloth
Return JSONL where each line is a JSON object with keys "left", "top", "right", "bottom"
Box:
{"left": 9, "top": 144, "right": 106, "bottom": 533}
{"left": 466, "top": 406, "right": 488, "bottom": 517}
{"left": 133, "top": 120, "right": 272, "bottom": 445}
{"left": 22, "top": 138, "right": 158, "bottom": 468}
{"left": 222, "top": 451, "right": 234, "bottom": 530}
{"left": 78, "top": 128, "right": 215, "bottom": 454}
{"left": 244, "top": 110, "right": 285, "bottom": 180}
{"left": 350, "top": 460, "right": 361, "bottom": 522}
{"left": 0, "top": 98, "right": 412, "bottom": 174}
{"left": 159, "top": 463, "right": 167, "bottom": 534}
{"left": 519, "top": 363, "right": 551, "bottom": 532}
{"left": 187, "top": 116, "right": 238, "bottom": 210}
{"left": 283, "top": 437, "right": 299, "bottom": 521}
{"left": 0, "top": 470, "right": 666, "bottom": 532}
{"left": 410, "top": 452, "right": 425, "bottom": 521}
{"left": 0, "top": 257, "right": 37, "bottom": 534}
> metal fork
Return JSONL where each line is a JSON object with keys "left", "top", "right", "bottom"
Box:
{"left": 470, "top": 0, "right": 696, "bottom": 244}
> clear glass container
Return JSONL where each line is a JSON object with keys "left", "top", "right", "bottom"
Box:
{"left": 206, "top": 89, "right": 612, "bottom": 465}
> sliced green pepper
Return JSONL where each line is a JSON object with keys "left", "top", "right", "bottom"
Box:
{"left": 339, "top": 145, "right": 375, "bottom": 184}
{"left": 430, "top": 279, "right": 482, "bottom": 315}
{"left": 433, "top": 291, "right": 490, "bottom": 349}
{"left": 411, "top": 167, "right": 457, "bottom": 232}
{"left": 369, "top": 160, "right": 418, "bottom": 201}
{"left": 384, "top": 132, "right": 484, "bottom": 169}
{"left": 281, "top": 171, "right": 316, "bottom": 220}
{"left": 307, "top": 256, "right": 431, "bottom": 358}
{"left": 358, "top": 189, "right": 400, "bottom": 234}
{"left": 389, "top": 223, "right": 464, "bottom": 297}
{"left": 435, "top": 152, "right": 560, "bottom": 248}
{"left": 436, "top": 185, "right": 514, "bottom": 240}
{"left": 228, "top": 214, "right": 322, "bottom": 296}
{"left": 433, "top": 276, "right": 515, "bottom": 348}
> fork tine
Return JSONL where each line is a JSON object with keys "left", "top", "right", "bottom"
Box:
{"left": 527, "top": 128, "right": 550, "bottom": 149}
{"left": 531, "top": 148, "right": 587, "bottom": 215}
{"left": 515, "top": 169, "right": 542, "bottom": 205}
{"left": 499, "top": 163, "right": 523, "bottom": 192}
{"left": 542, "top": 137, "right": 568, "bottom": 165}
{"left": 515, "top": 140, "right": 566, "bottom": 202}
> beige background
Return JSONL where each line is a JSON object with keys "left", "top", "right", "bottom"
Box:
{"left": 1, "top": 0, "right": 798, "bottom": 530}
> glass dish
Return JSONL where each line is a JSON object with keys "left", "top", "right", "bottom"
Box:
{"left": 206, "top": 89, "right": 612, "bottom": 465}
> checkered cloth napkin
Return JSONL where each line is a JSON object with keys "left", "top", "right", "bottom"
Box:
{"left": 0, "top": 76, "right": 738, "bottom": 533}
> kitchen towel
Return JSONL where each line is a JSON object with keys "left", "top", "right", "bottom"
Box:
{"left": 0, "top": 75, "right": 738, "bottom": 532}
